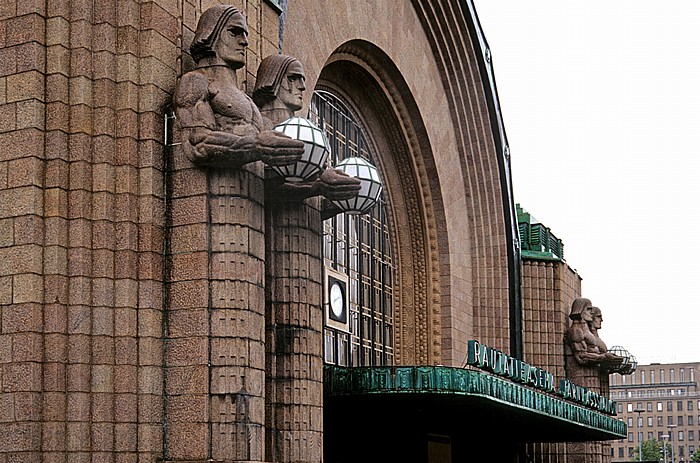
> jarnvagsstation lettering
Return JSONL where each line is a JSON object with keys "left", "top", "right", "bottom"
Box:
{"left": 467, "top": 340, "right": 617, "bottom": 415}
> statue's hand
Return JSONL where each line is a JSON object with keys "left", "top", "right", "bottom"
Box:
{"left": 190, "top": 130, "right": 257, "bottom": 154}
{"left": 188, "top": 129, "right": 258, "bottom": 166}
{"left": 256, "top": 130, "right": 304, "bottom": 166}
{"left": 604, "top": 352, "right": 624, "bottom": 364}
{"left": 317, "top": 168, "right": 362, "bottom": 201}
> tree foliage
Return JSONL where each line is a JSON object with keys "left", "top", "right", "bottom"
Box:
{"left": 632, "top": 438, "right": 671, "bottom": 462}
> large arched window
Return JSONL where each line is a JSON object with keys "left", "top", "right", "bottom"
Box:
{"left": 310, "top": 90, "right": 395, "bottom": 367}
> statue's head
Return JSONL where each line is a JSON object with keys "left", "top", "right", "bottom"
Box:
{"left": 191, "top": 5, "right": 248, "bottom": 67}
{"left": 569, "top": 297, "right": 593, "bottom": 321}
{"left": 590, "top": 306, "right": 603, "bottom": 329}
{"left": 252, "top": 54, "right": 306, "bottom": 112}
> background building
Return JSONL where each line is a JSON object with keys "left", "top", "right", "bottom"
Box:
{"left": 611, "top": 362, "right": 700, "bottom": 462}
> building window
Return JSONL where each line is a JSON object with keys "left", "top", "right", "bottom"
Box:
{"left": 628, "top": 433, "right": 633, "bottom": 442}
{"left": 671, "top": 369, "right": 675, "bottom": 382}
{"left": 678, "top": 401, "right": 684, "bottom": 411}
{"left": 637, "top": 417, "right": 643, "bottom": 427}
{"left": 668, "top": 401, "right": 674, "bottom": 412}
{"left": 647, "top": 417, "right": 653, "bottom": 427}
{"left": 651, "top": 369, "right": 655, "bottom": 384}
{"left": 647, "top": 402, "right": 652, "bottom": 412}
{"left": 679, "top": 431, "right": 684, "bottom": 441}
{"left": 680, "top": 368, "right": 685, "bottom": 382}
{"left": 641, "top": 370, "right": 645, "bottom": 384}
{"left": 689, "top": 415, "right": 694, "bottom": 426}
{"left": 661, "top": 369, "right": 665, "bottom": 383}
{"left": 628, "top": 418, "right": 633, "bottom": 427}
{"left": 628, "top": 403, "right": 633, "bottom": 413}
{"left": 679, "top": 445, "right": 685, "bottom": 457}
{"left": 618, "top": 403, "right": 623, "bottom": 413}
{"left": 316, "top": 90, "right": 395, "bottom": 368}
{"left": 690, "top": 401, "right": 695, "bottom": 411}
{"left": 628, "top": 447, "right": 634, "bottom": 457}
{"left": 689, "top": 430, "right": 694, "bottom": 441}
{"left": 678, "top": 416, "right": 684, "bottom": 426}
{"left": 618, "top": 447, "right": 624, "bottom": 458}
{"left": 648, "top": 432, "right": 653, "bottom": 440}
{"left": 658, "top": 416, "right": 663, "bottom": 426}
{"left": 658, "top": 402, "right": 663, "bottom": 411}
{"left": 668, "top": 416, "right": 674, "bottom": 426}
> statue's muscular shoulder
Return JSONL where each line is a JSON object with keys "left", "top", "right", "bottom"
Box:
{"left": 175, "top": 71, "right": 210, "bottom": 108}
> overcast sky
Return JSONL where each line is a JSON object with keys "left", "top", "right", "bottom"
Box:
{"left": 472, "top": 0, "right": 700, "bottom": 365}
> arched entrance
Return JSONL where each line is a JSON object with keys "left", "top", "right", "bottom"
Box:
{"left": 315, "top": 40, "right": 449, "bottom": 366}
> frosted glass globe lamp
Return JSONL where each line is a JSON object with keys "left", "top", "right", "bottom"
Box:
{"left": 330, "top": 157, "right": 382, "bottom": 215}
{"left": 608, "top": 345, "right": 637, "bottom": 375}
{"left": 272, "top": 117, "right": 330, "bottom": 182}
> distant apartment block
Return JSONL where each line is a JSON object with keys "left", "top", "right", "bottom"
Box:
{"left": 610, "top": 362, "right": 700, "bottom": 461}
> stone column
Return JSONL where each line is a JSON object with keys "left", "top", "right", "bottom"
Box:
{"left": 209, "top": 166, "right": 267, "bottom": 461}
{"left": 265, "top": 198, "right": 324, "bottom": 462}
{"left": 166, "top": 153, "right": 268, "bottom": 462}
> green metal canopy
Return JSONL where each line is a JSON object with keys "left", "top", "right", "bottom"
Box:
{"left": 324, "top": 365, "right": 625, "bottom": 443}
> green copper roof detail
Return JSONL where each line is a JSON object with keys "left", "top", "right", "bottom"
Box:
{"left": 517, "top": 204, "right": 564, "bottom": 260}
{"left": 324, "top": 365, "right": 626, "bottom": 438}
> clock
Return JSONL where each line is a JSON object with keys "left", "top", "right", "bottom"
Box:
{"left": 325, "top": 271, "right": 349, "bottom": 331}
{"left": 329, "top": 281, "right": 345, "bottom": 321}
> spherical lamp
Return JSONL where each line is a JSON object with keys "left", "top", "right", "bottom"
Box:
{"left": 273, "top": 116, "right": 330, "bottom": 182}
{"left": 608, "top": 345, "right": 637, "bottom": 375}
{"left": 330, "top": 157, "right": 382, "bottom": 215}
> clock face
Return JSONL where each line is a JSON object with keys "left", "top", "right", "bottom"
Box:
{"left": 330, "top": 282, "right": 344, "bottom": 318}
{"left": 325, "top": 273, "right": 349, "bottom": 330}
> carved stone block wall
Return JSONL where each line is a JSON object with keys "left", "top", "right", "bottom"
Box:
{"left": 0, "top": 1, "right": 173, "bottom": 461}
{"left": 522, "top": 259, "right": 582, "bottom": 379}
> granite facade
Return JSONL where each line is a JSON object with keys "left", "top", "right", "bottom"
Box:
{"left": 1, "top": 1, "right": 615, "bottom": 462}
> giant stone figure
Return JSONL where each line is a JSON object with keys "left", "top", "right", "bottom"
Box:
{"left": 170, "top": 6, "right": 305, "bottom": 462}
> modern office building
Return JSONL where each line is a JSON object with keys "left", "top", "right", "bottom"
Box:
{"left": 610, "top": 362, "right": 700, "bottom": 462}
{"left": 0, "top": 1, "right": 630, "bottom": 461}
